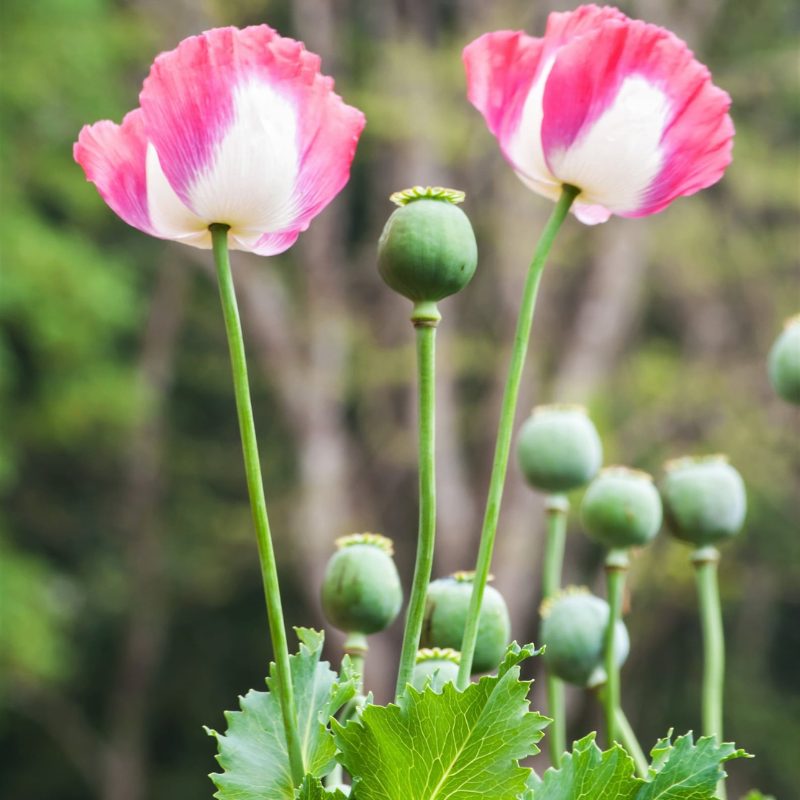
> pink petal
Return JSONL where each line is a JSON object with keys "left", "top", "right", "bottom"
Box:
{"left": 542, "top": 4, "right": 628, "bottom": 46}
{"left": 640, "top": 57, "right": 733, "bottom": 216}
{"left": 74, "top": 111, "right": 224, "bottom": 248}
{"left": 573, "top": 204, "right": 613, "bottom": 225}
{"left": 74, "top": 110, "right": 154, "bottom": 236}
{"left": 230, "top": 229, "right": 300, "bottom": 256}
{"left": 541, "top": 19, "right": 733, "bottom": 217}
{"left": 463, "top": 31, "right": 546, "bottom": 148}
{"left": 463, "top": 6, "right": 632, "bottom": 220}
{"left": 138, "top": 26, "right": 364, "bottom": 250}
{"left": 463, "top": 7, "right": 627, "bottom": 153}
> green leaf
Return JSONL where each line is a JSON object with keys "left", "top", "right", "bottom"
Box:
{"left": 296, "top": 774, "right": 350, "bottom": 799}
{"left": 518, "top": 769, "right": 542, "bottom": 800}
{"left": 534, "top": 734, "right": 639, "bottom": 800}
{"left": 741, "top": 792, "right": 775, "bottom": 800}
{"left": 206, "top": 629, "right": 356, "bottom": 800}
{"left": 638, "top": 732, "right": 750, "bottom": 799}
{"left": 334, "top": 643, "right": 548, "bottom": 800}
{"left": 534, "top": 731, "right": 750, "bottom": 800}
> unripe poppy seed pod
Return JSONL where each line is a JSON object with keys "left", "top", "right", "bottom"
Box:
{"left": 540, "top": 588, "right": 629, "bottom": 687}
{"left": 661, "top": 455, "right": 746, "bottom": 548}
{"left": 411, "top": 648, "right": 461, "bottom": 693}
{"left": 321, "top": 533, "right": 403, "bottom": 636}
{"left": 517, "top": 404, "right": 603, "bottom": 494}
{"left": 377, "top": 187, "right": 478, "bottom": 313}
{"left": 420, "top": 571, "right": 511, "bottom": 674}
{"left": 768, "top": 314, "right": 800, "bottom": 405}
{"left": 581, "top": 467, "right": 662, "bottom": 549}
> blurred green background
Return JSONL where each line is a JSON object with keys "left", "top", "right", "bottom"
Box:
{"left": 1, "top": 0, "right": 798, "bottom": 797}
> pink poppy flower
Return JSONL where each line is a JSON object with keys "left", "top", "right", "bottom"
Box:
{"left": 75, "top": 26, "right": 365, "bottom": 255}
{"left": 463, "top": 5, "right": 734, "bottom": 225}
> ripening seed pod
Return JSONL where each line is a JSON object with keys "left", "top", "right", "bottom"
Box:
{"left": 581, "top": 467, "right": 663, "bottom": 550}
{"left": 516, "top": 404, "right": 603, "bottom": 494}
{"left": 420, "top": 571, "right": 511, "bottom": 674}
{"left": 321, "top": 533, "right": 403, "bottom": 636}
{"left": 768, "top": 315, "right": 800, "bottom": 405}
{"left": 411, "top": 648, "right": 461, "bottom": 693}
{"left": 377, "top": 187, "right": 478, "bottom": 320}
{"left": 661, "top": 455, "right": 746, "bottom": 548}
{"left": 540, "top": 588, "right": 630, "bottom": 687}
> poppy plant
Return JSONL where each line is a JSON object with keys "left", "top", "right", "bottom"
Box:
{"left": 455, "top": 4, "right": 735, "bottom": 708}
{"left": 70, "top": 12, "right": 756, "bottom": 797}
{"left": 75, "top": 25, "right": 365, "bottom": 788}
{"left": 75, "top": 25, "right": 365, "bottom": 253}
{"left": 463, "top": 4, "right": 734, "bottom": 224}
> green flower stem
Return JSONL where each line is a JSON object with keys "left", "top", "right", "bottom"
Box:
{"left": 615, "top": 707, "right": 649, "bottom": 778}
{"left": 603, "top": 548, "right": 628, "bottom": 748}
{"left": 396, "top": 314, "right": 438, "bottom": 698}
{"left": 210, "top": 224, "right": 304, "bottom": 787}
{"left": 325, "top": 764, "right": 343, "bottom": 788}
{"left": 693, "top": 546, "right": 726, "bottom": 800}
{"left": 457, "top": 185, "right": 579, "bottom": 688}
{"left": 344, "top": 631, "right": 368, "bottom": 695}
{"left": 592, "top": 685, "right": 648, "bottom": 778}
{"left": 543, "top": 494, "right": 569, "bottom": 767}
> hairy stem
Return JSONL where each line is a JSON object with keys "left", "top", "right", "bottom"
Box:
{"left": 543, "top": 495, "right": 569, "bottom": 766}
{"left": 210, "top": 225, "right": 304, "bottom": 787}
{"left": 457, "top": 186, "right": 579, "bottom": 687}
{"left": 396, "top": 317, "right": 438, "bottom": 698}
{"left": 603, "top": 549, "right": 628, "bottom": 748}
{"left": 694, "top": 546, "right": 726, "bottom": 800}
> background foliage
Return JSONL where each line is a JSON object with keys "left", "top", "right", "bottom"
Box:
{"left": 1, "top": 0, "right": 798, "bottom": 798}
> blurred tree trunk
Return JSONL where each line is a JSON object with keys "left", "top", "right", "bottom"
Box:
{"left": 102, "top": 262, "right": 188, "bottom": 800}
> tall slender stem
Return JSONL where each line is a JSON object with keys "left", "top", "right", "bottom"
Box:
{"left": 593, "top": 685, "right": 649, "bottom": 777}
{"left": 543, "top": 494, "right": 569, "bottom": 766}
{"left": 396, "top": 316, "right": 438, "bottom": 698}
{"left": 693, "top": 546, "right": 726, "bottom": 800}
{"left": 615, "top": 707, "right": 649, "bottom": 778}
{"left": 210, "top": 225, "right": 305, "bottom": 787}
{"left": 457, "top": 186, "right": 579, "bottom": 687}
{"left": 603, "top": 549, "right": 628, "bottom": 748}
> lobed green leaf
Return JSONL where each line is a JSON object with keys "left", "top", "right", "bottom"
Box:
{"left": 296, "top": 774, "right": 350, "bottom": 800}
{"left": 205, "top": 628, "right": 356, "bottom": 800}
{"left": 334, "top": 643, "right": 548, "bottom": 800}
{"left": 532, "top": 731, "right": 750, "bottom": 800}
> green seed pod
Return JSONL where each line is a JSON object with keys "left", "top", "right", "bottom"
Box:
{"left": 661, "top": 455, "right": 746, "bottom": 548}
{"left": 581, "top": 467, "right": 663, "bottom": 550}
{"left": 411, "top": 647, "right": 461, "bottom": 693}
{"left": 420, "top": 571, "right": 511, "bottom": 674}
{"left": 540, "top": 588, "right": 629, "bottom": 687}
{"left": 321, "top": 533, "right": 403, "bottom": 636}
{"left": 768, "top": 314, "right": 800, "bottom": 405}
{"left": 377, "top": 187, "right": 478, "bottom": 317}
{"left": 516, "top": 404, "right": 603, "bottom": 494}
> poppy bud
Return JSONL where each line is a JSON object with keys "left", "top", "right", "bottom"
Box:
{"left": 768, "top": 314, "right": 800, "bottom": 405}
{"left": 411, "top": 648, "right": 461, "bottom": 693}
{"left": 516, "top": 404, "right": 603, "bottom": 494}
{"left": 581, "top": 467, "right": 662, "bottom": 549}
{"left": 377, "top": 187, "right": 478, "bottom": 323}
{"left": 321, "top": 533, "right": 403, "bottom": 636}
{"left": 540, "top": 587, "right": 629, "bottom": 687}
{"left": 661, "top": 455, "right": 746, "bottom": 548}
{"left": 420, "top": 571, "right": 511, "bottom": 675}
